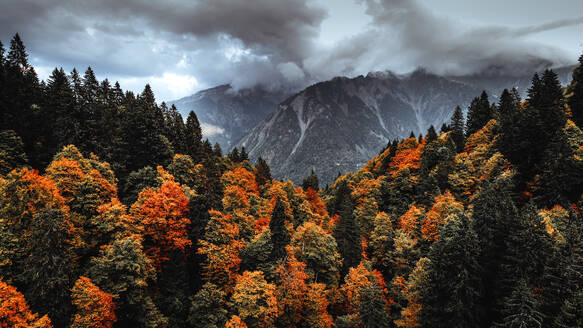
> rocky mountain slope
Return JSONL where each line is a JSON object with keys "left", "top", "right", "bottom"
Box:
{"left": 169, "top": 85, "right": 289, "bottom": 149}
{"left": 237, "top": 68, "right": 574, "bottom": 184}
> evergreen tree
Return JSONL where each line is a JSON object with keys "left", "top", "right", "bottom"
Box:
{"left": 240, "top": 146, "right": 249, "bottom": 162}
{"left": 332, "top": 181, "right": 362, "bottom": 275}
{"left": 302, "top": 169, "right": 319, "bottom": 191}
{"left": 22, "top": 209, "right": 77, "bottom": 328}
{"left": 419, "top": 214, "right": 482, "bottom": 328}
{"left": 568, "top": 54, "right": 583, "bottom": 127}
{"left": 358, "top": 284, "right": 391, "bottom": 328}
{"left": 450, "top": 106, "right": 465, "bottom": 152}
{"left": 228, "top": 147, "right": 241, "bottom": 162}
{"left": 269, "top": 197, "right": 290, "bottom": 262}
{"left": 426, "top": 125, "right": 438, "bottom": 143}
{"left": 185, "top": 111, "right": 203, "bottom": 162}
{"left": 254, "top": 157, "right": 272, "bottom": 188}
{"left": 472, "top": 179, "right": 519, "bottom": 327}
{"left": 213, "top": 142, "right": 223, "bottom": 157}
{"left": 466, "top": 91, "right": 491, "bottom": 137}
{"left": 495, "top": 279, "right": 543, "bottom": 328}
{"left": 188, "top": 283, "right": 229, "bottom": 328}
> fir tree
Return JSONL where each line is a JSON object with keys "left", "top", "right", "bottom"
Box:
{"left": 185, "top": 111, "right": 203, "bottom": 162}
{"left": 568, "top": 54, "right": 583, "bottom": 127}
{"left": 302, "top": 169, "right": 319, "bottom": 191}
{"left": 466, "top": 91, "right": 491, "bottom": 137}
{"left": 269, "top": 197, "right": 290, "bottom": 262}
{"left": 332, "top": 181, "right": 362, "bottom": 275}
{"left": 254, "top": 157, "right": 272, "bottom": 188}
{"left": 450, "top": 106, "right": 465, "bottom": 152}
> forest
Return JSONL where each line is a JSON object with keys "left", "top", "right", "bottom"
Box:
{"left": 1, "top": 33, "right": 583, "bottom": 328}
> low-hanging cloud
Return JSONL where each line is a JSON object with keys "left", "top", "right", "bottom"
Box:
{"left": 0, "top": 0, "right": 581, "bottom": 100}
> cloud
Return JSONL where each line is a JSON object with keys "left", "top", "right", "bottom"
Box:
{"left": 0, "top": 0, "right": 581, "bottom": 100}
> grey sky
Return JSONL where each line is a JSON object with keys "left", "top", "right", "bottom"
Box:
{"left": 0, "top": 0, "right": 581, "bottom": 101}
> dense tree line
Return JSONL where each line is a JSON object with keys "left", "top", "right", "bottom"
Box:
{"left": 1, "top": 34, "right": 583, "bottom": 328}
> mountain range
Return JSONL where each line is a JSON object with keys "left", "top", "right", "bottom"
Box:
{"left": 172, "top": 66, "right": 574, "bottom": 184}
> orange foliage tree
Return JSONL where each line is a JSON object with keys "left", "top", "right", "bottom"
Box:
{"left": 275, "top": 247, "right": 333, "bottom": 328}
{"left": 399, "top": 205, "right": 424, "bottom": 239}
{"left": 389, "top": 138, "right": 423, "bottom": 175}
{"left": 70, "top": 277, "right": 116, "bottom": 328}
{"left": 0, "top": 279, "right": 52, "bottom": 328}
{"left": 130, "top": 172, "right": 191, "bottom": 271}
{"left": 420, "top": 191, "right": 463, "bottom": 242}
{"left": 231, "top": 271, "right": 278, "bottom": 328}
{"left": 226, "top": 315, "right": 249, "bottom": 328}
{"left": 198, "top": 209, "right": 245, "bottom": 291}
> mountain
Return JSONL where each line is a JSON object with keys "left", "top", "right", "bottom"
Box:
{"left": 237, "top": 67, "right": 574, "bottom": 185}
{"left": 168, "top": 85, "right": 289, "bottom": 149}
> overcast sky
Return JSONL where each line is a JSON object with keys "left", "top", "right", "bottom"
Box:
{"left": 1, "top": 0, "right": 582, "bottom": 101}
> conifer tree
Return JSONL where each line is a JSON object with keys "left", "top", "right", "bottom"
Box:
{"left": 332, "top": 181, "right": 362, "bottom": 275}
{"left": 495, "top": 279, "right": 543, "bottom": 328}
{"left": 568, "top": 54, "right": 583, "bottom": 127}
{"left": 185, "top": 111, "right": 203, "bottom": 162}
{"left": 466, "top": 91, "right": 491, "bottom": 137}
{"left": 302, "top": 169, "right": 319, "bottom": 191}
{"left": 270, "top": 197, "right": 290, "bottom": 262}
{"left": 358, "top": 284, "right": 391, "bottom": 328}
{"left": 254, "top": 157, "right": 272, "bottom": 188}
{"left": 450, "top": 106, "right": 465, "bottom": 152}
{"left": 419, "top": 214, "right": 481, "bottom": 328}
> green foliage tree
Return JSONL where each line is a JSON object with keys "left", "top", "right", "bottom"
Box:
{"left": 450, "top": 106, "right": 465, "bottom": 153}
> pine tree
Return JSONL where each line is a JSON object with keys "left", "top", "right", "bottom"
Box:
{"left": 332, "top": 181, "right": 362, "bottom": 275}
{"left": 229, "top": 147, "right": 241, "bottom": 162}
{"left": 426, "top": 125, "right": 438, "bottom": 143}
{"left": 269, "top": 197, "right": 290, "bottom": 262}
{"left": 466, "top": 91, "right": 491, "bottom": 137}
{"left": 302, "top": 169, "right": 319, "bottom": 191}
{"left": 471, "top": 179, "right": 519, "bottom": 327}
{"left": 419, "top": 214, "right": 482, "bottom": 328}
{"left": 240, "top": 146, "right": 249, "bottom": 161}
{"left": 568, "top": 54, "right": 583, "bottom": 127}
{"left": 254, "top": 157, "right": 272, "bottom": 188}
{"left": 450, "top": 106, "right": 465, "bottom": 152}
{"left": 495, "top": 279, "right": 543, "bottom": 328}
{"left": 358, "top": 284, "right": 391, "bottom": 328}
{"left": 185, "top": 111, "right": 203, "bottom": 162}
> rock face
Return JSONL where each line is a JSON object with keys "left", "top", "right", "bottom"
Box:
{"left": 169, "top": 85, "right": 289, "bottom": 149}
{"left": 237, "top": 67, "right": 574, "bottom": 185}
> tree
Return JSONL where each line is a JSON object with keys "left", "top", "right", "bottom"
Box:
{"left": 86, "top": 237, "right": 167, "bottom": 328}
{"left": 302, "top": 169, "right": 319, "bottom": 191}
{"left": 231, "top": 271, "right": 278, "bottom": 328}
{"left": 188, "top": 283, "right": 229, "bottom": 328}
{"left": 70, "top": 277, "right": 116, "bottom": 328}
{"left": 0, "top": 130, "right": 28, "bottom": 175}
{"left": 185, "top": 111, "right": 203, "bottom": 162}
{"left": 291, "top": 222, "right": 342, "bottom": 288}
{"left": 21, "top": 209, "right": 77, "bottom": 328}
{"left": 449, "top": 106, "right": 465, "bottom": 153}
{"left": 269, "top": 197, "right": 290, "bottom": 262}
{"left": 426, "top": 125, "right": 438, "bottom": 143}
{"left": 0, "top": 279, "right": 52, "bottom": 328}
{"left": 240, "top": 147, "right": 249, "bottom": 161}
{"left": 419, "top": 214, "right": 481, "bottom": 328}
{"left": 568, "top": 54, "right": 583, "bottom": 127}
{"left": 466, "top": 91, "right": 491, "bottom": 137}
{"left": 358, "top": 284, "right": 391, "bottom": 328}
{"left": 332, "top": 181, "right": 362, "bottom": 275}
{"left": 254, "top": 157, "right": 272, "bottom": 188}
{"left": 495, "top": 279, "right": 543, "bottom": 328}
{"left": 130, "top": 174, "right": 191, "bottom": 271}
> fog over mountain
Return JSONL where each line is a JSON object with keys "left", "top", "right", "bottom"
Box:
{"left": 1, "top": 0, "right": 581, "bottom": 100}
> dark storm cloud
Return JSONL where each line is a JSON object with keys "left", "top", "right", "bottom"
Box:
{"left": 0, "top": 0, "right": 326, "bottom": 86}
{"left": 0, "top": 0, "right": 581, "bottom": 99}
{"left": 306, "top": 0, "right": 581, "bottom": 79}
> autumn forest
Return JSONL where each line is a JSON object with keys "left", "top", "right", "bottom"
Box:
{"left": 2, "top": 33, "right": 583, "bottom": 328}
